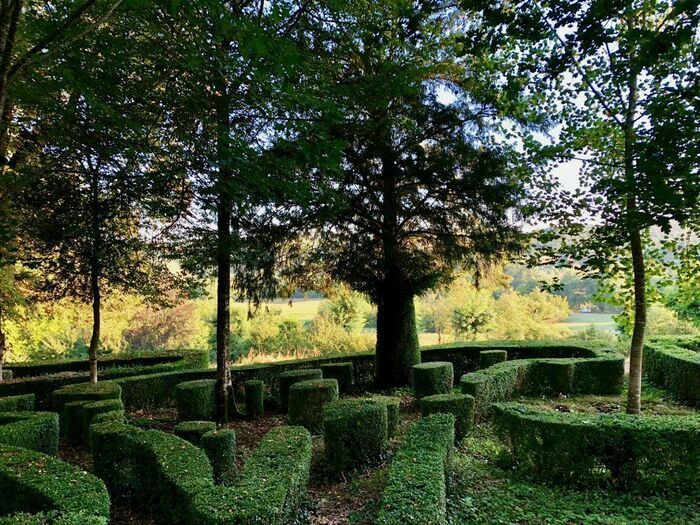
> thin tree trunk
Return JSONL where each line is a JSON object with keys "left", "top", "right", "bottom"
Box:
{"left": 0, "top": 307, "right": 6, "bottom": 383}
{"left": 624, "top": 47, "right": 643, "bottom": 414}
{"left": 0, "top": 0, "right": 22, "bottom": 139}
{"left": 88, "top": 169, "right": 100, "bottom": 383}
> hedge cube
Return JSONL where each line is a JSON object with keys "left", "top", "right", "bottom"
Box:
{"left": 244, "top": 380, "right": 264, "bottom": 418}
{"left": 176, "top": 379, "right": 216, "bottom": 421}
{"left": 412, "top": 362, "right": 453, "bottom": 399}
{"left": 421, "top": 393, "right": 475, "bottom": 441}
{"left": 201, "top": 429, "right": 236, "bottom": 485}
{"left": 0, "top": 394, "right": 34, "bottom": 412}
{"left": 372, "top": 396, "right": 400, "bottom": 438}
{"left": 479, "top": 349, "right": 507, "bottom": 369}
{"left": 320, "top": 362, "right": 353, "bottom": 394}
{"left": 278, "top": 368, "right": 322, "bottom": 412}
{"left": 288, "top": 379, "right": 339, "bottom": 433}
{"left": 174, "top": 420, "right": 217, "bottom": 447}
{"left": 80, "top": 399, "right": 124, "bottom": 443}
{"left": 323, "top": 399, "right": 388, "bottom": 473}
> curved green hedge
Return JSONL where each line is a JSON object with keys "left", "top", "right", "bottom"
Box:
{"left": 176, "top": 379, "right": 216, "bottom": 421}
{"left": 0, "top": 412, "right": 59, "bottom": 455}
{"left": 492, "top": 403, "right": 700, "bottom": 493}
{"left": 288, "top": 378, "right": 339, "bottom": 432}
{"left": 201, "top": 429, "right": 236, "bottom": 486}
{"left": 644, "top": 340, "right": 700, "bottom": 406}
{"left": 412, "top": 362, "right": 453, "bottom": 399}
{"left": 376, "top": 413, "right": 455, "bottom": 525}
{"left": 0, "top": 443, "right": 109, "bottom": 523}
{"left": 91, "top": 421, "right": 312, "bottom": 525}
{"left": 460, "top": 346, "right": 624, "bottom": 418}
{"left": 174, "top": 421, "right": 217, "bottom": 447}
{"left": 278, "top": 368, "right": 322, "bottom": 412}
{"left": 320, "top": 362, "right": 353, "bottom": 394}
{"left": 0, "top": 394, "right": 34, "bottom": 412}
{"left": 244, "top": 379, "right": 264, "bottom": 418}
{"left": 421, "top": 393, "right": 474, "bottom": 441}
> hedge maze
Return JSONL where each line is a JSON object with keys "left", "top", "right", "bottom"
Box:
{"left": 0, "top": 341, "right": 698, "bottom": 523}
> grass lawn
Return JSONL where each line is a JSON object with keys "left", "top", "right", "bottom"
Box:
{"left": 557, "top": 312, "right": 616, "bottom": 333}
{"left": 234, "top": 298, "right": 328, "bottom": 323}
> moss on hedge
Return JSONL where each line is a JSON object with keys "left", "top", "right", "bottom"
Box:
{"left": 375, "top": 414, "right": 455, "bottom": 525}
{"left": 278, "top": 368, "right": 322, "bottom": 412}
{"left": 421, "top": 393, "right": 474, "bottom": 441}
{"left": 323, "top": 398, "right": 388, "bottom": 473}
{"left": 288, "top": 379, "right": 339, "bottom": 433}
{"left": 320, "top": 362, "right": 353, "bottom": 394}
{"left": 176, "top": 379, "right": 216, "bottom": 421}
{"left": 0, "top": 394, "right": 34, "bottom": 412}
{"left": 174, "top": 421, "right": 217, "bottom": 447}
{"left": 201, "top": 429, "right": 236, "bottom": 486}
{"left": 0, "top": 412, "right": 60, "bottom": 455}
{"left": 244, "top": 379, "right": 264, "bottom": 418}
{"left": 479, "top": 349, "right": 507, "bottom": 369}
{"left": 492, "top": 403, "right": 700, "bottom": 493}
{"left": 0, "top": 443, "right": 110, "bottom": 522}
{"left": 412, "top": 362, "right": 453, "bottom": 399}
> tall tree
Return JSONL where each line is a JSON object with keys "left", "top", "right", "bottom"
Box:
{"left": 299, "top": 0, "right": 536, "bottom": 387}
{"left": 465, "top": 0, "right": 700, "bottom": 412}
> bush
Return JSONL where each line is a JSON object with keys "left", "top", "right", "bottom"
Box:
{"left": 323, "top": 399, "right": 388, "bottom": 473}
{"left": 412, "top": 362, "right": 453, "bottom": 399}
{"left": 288, "top": 379, "right": 339, "bottom": 433}
{"left": 53, "top": 382, "right": 122, "bottom": 431}
{"left": 0, "top": 511, "right": 107, "bottom": 525}
{"left": 375, "top": 414, "right": 455, "bottom": 525}
{"left": 278, "top": 368, "right": 322, "bottom": 412}
{"left": 90, "top": 409, "right": 125, "bottom": 427}
{"left": 1, "top": 370, "right": 12, "bottom": 381}
{"left": 176, "top": 380, "right": 216, "bottom": 421}
{"left": 117, "top": 369, "right": 213, "bottom": 409}
{"left": 0, "top": 394, "right": 34, "bottom": 411}
{"left": 421, "top": 393, "right": 474, "bottom": 441}
{"left": 492, "top": 403, "right": 700, "bottom": 493}
{"left": 201, "top": 429, "right": 236, "bottom": 485}
{"left": 479, "top": 350, "right": 506, "bottom": 369}
{"left": 372, "top": 396, "right": 400, "bottom": 438}
{"left": 644, "top": 340, "right": 700, "bottom": 406}
{"left": 190, "top": 426, "right": 312, "bottom": 525}
{"left": 243, "top": 380, "right": 264, "bottom": 418}
{"left": 0, "top": 412, "right": 60, "bottom": 454}
{"left": 320, "top": 362, "right": 353, "bottom": 394}
{"left": 0, "top": 443, "right": 109, "bottom": 522}
{"left": 174, "top": 421, "right": 217, "bottom": 447}
{"left": 80, "top": 399, "right": 124, "bottom": 443}
{"left": 526, "top": 360, "right": 574, "bottom": 395}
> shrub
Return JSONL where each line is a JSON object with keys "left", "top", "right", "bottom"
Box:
{"left": 80, "top": 399, "right": 124, "bottom": 443}
{"left": 375, "top": 414, "right": 455, "bottom": 525}
{"left": 320, "top": 362, "right": 353, "bottom": 394}
{"left": 0, "top": 412, "right": 60, "bottom": 454}
{"left": 0, "top": 443, "right": 109, "bottom": 522}
{"left": 53, "top": 382, "right": 122, "bottom": 431}
{"left": 479, "top": 350, "right": 506, "bottom": 369}
{"left": 176, "top": 379, "right": 216, "bottom": 421}
{"left": 0, "top": 511, "right": 107, "bottom": 525}
{"left": 116, "top": 369, "right": 213, "bottom": 409}
{"left": 372, "top": 396, "right": 400, "bottom": 438}
{"left": 526, "top": 360, "right": 574, "bottom": 395}
{"left": 323, "top": 398, "right": 388, "bottom": 473}
{"left": 1, "top": 370, "right": 12, "bottom": 381}
{"left": 244, "top": 380, "right": 264, "bottom": 418}
{"left": 190, "top": 426, "right": 312, "bottom": 525}
{"left": 174, "top": 421, "right": 217, "bottom": 447}
{"left": 288, "top": 379, "right": 339, "bottom": 433}
{"left": 412, "top": 362, "right": 453, "bottom": 399}
{"left": 492, "top": 403, "right": 700, "bottom": 493}
{"left": 90, "top": 409, "right": 124, "bottom": 427}
{"left": 0, "top": 394, "right": 34, "bottom": 412}
{"left": 201, "top": 429, "right": 236, "bottom": 485}
{"left": 644, "top": 340, "right": 700, "bottom": 406}
{"left": 278, "top": 368, "right": 322, "bottom": 412}
{"left": 421, "top": 393, "right": 474, "bottom": 441}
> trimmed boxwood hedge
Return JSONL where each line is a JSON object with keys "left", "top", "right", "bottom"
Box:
{"left": 492, "top": 403, "right": 700, "bottom": 493}
{"left": 412, "top": 362, "right": 453, "bottom": 399}
{"left": 174, "top": 421, "right": 217, "bottom": 447}
{"left": 376, "top": 413, "right": 455, "bottom": 525}
{"left": 644, "top": 340, "right": 700, "bottom": 406}
{"left": 421, "top": 393, "right": 474, "bottom": 441}
{"left": 372, "top": 396, "right": 400, "bottom": 438}
{"left": 201, "top": 429, "right": 236, "bottom": 486}
{"left": 117, "top": 369, "right": 214, "bottom": 409}
{"left": 1, "top": 370, "right": 12, "bottom": 381}
{"left": 0, "top": 412, "right": 60, "bottom": 454}
{"left": 460, "top": 347, "right": 624, "bottom": 418}
{"left": 190, "top": 426, "right": 312, "bottom": 525}
{"left": 0, "top": 394, "right": 34, "bottom": 412}
{"left": 278, "top": 368, "right": 322, "bottom": 412}
{"left": 0, "top": 443, "right": 109, "bottom": 522}
{"left": 479, "top": 349, "right": 507, "bottom": 369}
{"left": 80, "top": 399, "right": 124, "bottom": 443}
{"left": 176, "top": 379, "right": 216, "bottom": 421}
{"left": 323, "top": 398, "right": 388, "bottom": 473}
{"left": 288, "top": 378, "right": 339, "bottom": 432}
{"left": 91, "top": 421, "right": 312, "bottom": 524}
{"left": 53, "top": 382, "right": 122, "bottom": 418}
{"left": 320, "top": 362, "right": 353, "bottom": 394}
{"left": 0, "top": 511, "right": 107, "bottom": 524}
{"left": 244, "top": 379, "right": 264, "bottom": 418}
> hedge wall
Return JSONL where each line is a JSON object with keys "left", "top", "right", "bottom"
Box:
{"left": 0, "top": 394, "right": 34, "bottom": 412}
{"left": 91, "top": 421, "right": 312, "bottom": 525}
{"left": 0, "top": 443, "right": 109, "bottom": 523}
{"left": 376, "top": 414, "right": 455, "bottom": 525}
{"left": 116, "top": 369, "right": 214, "bottom": 409}
{"left": 644, "top": 340, "right": 700, "bottom": 406}
{"left": 0, "top": 412, "right": 60, "bottom": 455}
{"left": 460, "top": 346, "right": 624, "bottom": 418}
{"left": 176, "top": 380, "right": 216, "bottom": 421}
{"left": 492, "top": 403, "right": 700, "bottom": 493}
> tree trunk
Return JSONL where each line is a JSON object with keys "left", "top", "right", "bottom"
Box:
{"left": 0, "top": 308, "right": 6, "bottom": 383}
{"left": 375, "top": 281, "right": 420, "bottom": 388}
{"left": 88, "top": 169, "right": 100, "bottom": 383}
{"left": 215, "top": 186, "right": 231, "bottom": 423}
{"left": 0, "top": 0, "right": 22, "bottom": 141}
{"left": 89, "top": 267, "right": 100, "bottom": 383}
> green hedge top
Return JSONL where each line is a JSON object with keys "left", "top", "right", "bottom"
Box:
{"left": 0, "top": 394, "right": 34, "bottom": 412}
{"left": 644, "top": 340, "right": 700, "bottom": 406}
{"left": 0, "top": 443, "right": 110, "bottom": 521}
{"left": 53, "top": 382, "right": 122, "bottom": 410}
{"left": 0, "top": 412, "right": 60, "bottom": 455}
